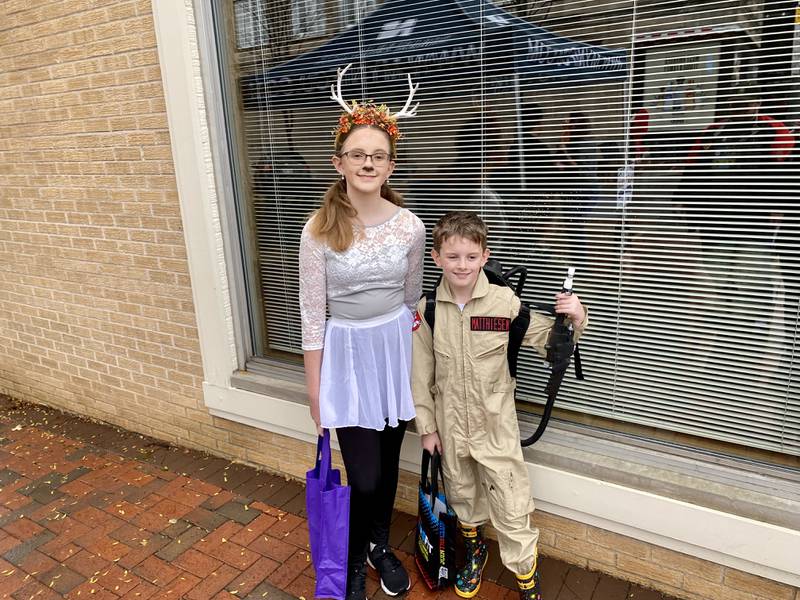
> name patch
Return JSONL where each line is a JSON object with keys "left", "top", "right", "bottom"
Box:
{"left": 470, "top": 316, "right": 510, "bottom": 332}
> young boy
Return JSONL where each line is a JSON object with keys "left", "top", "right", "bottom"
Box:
{"left": 411, "top": 211, "right": 587, "bottom": 600}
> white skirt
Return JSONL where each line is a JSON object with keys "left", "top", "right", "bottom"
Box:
{"left": 319, "top": 305, "right": 416, "bottom": 430}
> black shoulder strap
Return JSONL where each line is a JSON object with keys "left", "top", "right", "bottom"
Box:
{"left": 507, "top": 303, "right": 530, "bottom": 379}
{"left": 423, "top": 288, "right": 437, "bottom": 332}
{"left": 573, "top": 344, "right": 584, "bottom": 380}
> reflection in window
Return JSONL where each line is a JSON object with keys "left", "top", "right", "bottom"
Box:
{"left": 292, "top": 0, "right": 326, "bottom": 39}
{"left": 234, "top": 0, "right": 269, "bottom": 49}
{"left": 341, "top": 0, "right": 378, "bottom": 27}
{"left": 219, "top": 0, "right": 800, "bottom": 458}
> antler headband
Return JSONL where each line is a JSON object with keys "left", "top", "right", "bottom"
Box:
{"left": 331, "top": 63, "right": 420, "bottom": 144}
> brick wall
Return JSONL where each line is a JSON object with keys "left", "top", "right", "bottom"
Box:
{"left": 0, "top": 0, "right": 204, "bottom": 437}
{"left": 0, "top": 0, "right": 330, "bottom": 498}
{"left": 0, "top": 3, "right": 797, "bottom": 599}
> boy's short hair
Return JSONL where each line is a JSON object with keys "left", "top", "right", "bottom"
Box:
{"left": 432, "top": 211, "right": 488, "bottom": 252}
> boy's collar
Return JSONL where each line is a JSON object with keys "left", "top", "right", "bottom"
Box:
{"left": 436, "top": 270, "right": 490, "bottom": 304}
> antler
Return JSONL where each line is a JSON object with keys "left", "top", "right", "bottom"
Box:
{"left": 390, "top": 74, "right": 419, "bottom": 119}
{"left": 330, "top": 63, "right": 354, "bottom": 114}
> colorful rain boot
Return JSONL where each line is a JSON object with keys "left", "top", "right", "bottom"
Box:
{"left": 516, "top": 555, "right": 542, "bottom": 600}
{"left": 454, "top": 524, "right": 488, "bottom": 598}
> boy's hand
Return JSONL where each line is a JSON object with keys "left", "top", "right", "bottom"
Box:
{"left": 421, "top": 432, "right": 442, "bottom": 455}
{"left": 555, "top": 292, "right": 586, "bottom": 327}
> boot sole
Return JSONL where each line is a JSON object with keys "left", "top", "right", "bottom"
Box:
{"left": 454, "top": 552, "right": 488, "bottom": 599}
{"left": 366, "top": 556, "right": 411, "bottom": 597}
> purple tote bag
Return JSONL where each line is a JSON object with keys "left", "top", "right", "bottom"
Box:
{"left": 306, "top": 430, "right": 350, "bottom": 600}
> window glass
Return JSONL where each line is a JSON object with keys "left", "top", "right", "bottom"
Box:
{"left": 226, "top": 0, "right": 800, "bottom": 456}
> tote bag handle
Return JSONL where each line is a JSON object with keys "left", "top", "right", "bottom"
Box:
{"left": 316, "top": 429, "right": 336, "bottom": 490}
{"left": 421, "top": 449, "right": 445, "bottom": 501}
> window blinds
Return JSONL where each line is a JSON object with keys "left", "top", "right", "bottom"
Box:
{"left": 225, "top": 0, "right": 799, "bottom": 455}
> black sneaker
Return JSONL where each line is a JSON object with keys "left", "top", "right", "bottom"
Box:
{"left": 345, "top": 562, "right": 367, "bottom": 600}
{"left": 366, "top": 543, "right": 411, "bottom": 596}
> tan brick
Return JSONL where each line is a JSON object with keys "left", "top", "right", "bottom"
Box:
{"left": 101, "top": 55, "right": 130, "bottom": 71}
{"left": 587, "top": 559, "right": 624, "bottom": 577}
{"left": 534, "top": 511, "right": 588, "bottom": 540}
{"left": 535, "top": 526, "right": 556, "bottom": 549}
{"left": 683, "top": 574, "right": 755, "bottom": 600}
{"left": 228, "top": 432, "right": 263, "bottom": 452}
{"left": 588, "top": 527, "right": 651, "bottom": 560}
{"left": 90, "top": 72, "right": 118, "bottom": 88}
{"left": 543, "top": 545, "right": 589, "bottom": 569}
{"left": 723, "top": 569, "right": 796, "bottom": 600}
{"left": 0, "top": 0, "right": 203, "bottom": 469}
{"left": 107, "top": 2, "right": 138, "bottom": 21}
{"left": 616, "top": 554, "right": 684, "bottom": 589}
{"left": 75, "top": 58, "right": 104, "bottom": 76}
{"left": 554, "top": 533, "right": 616, "bottom": 565}
{"left": 651, "top": 547, "right": 723, "bottom": 583}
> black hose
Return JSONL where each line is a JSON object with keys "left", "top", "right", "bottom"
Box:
{"left": 521, "top": 312, "right": 575, "bottom": 447}
{"left": 521, "top": 361, "right": 570, "bottom": 446}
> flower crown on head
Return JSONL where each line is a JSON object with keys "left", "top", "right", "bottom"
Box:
{"left": 331, "top": 64, "right": 419, "bottom": 146}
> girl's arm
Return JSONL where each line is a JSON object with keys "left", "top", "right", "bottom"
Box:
{"left": 304, "top": 349, "right": 323, "bottom": 434}
{"left": 403, "top": 215, "right": 426, "bottom": 309}
{"left": 299, "top": 220, "right": 327, "bottom": 432}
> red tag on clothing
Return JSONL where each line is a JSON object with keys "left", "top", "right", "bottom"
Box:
{"left": 412, "top": 310, "right": 422, "bottom": 331}
{"left": 470, "top": 316, "right": 510, "bottom": 332}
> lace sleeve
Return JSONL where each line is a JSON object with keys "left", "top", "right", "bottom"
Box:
{"left": 404, "top": 214, "right": 426, "bottom": 311}
{"left": 299, "top": 221, "right": 327, "bottom": 351}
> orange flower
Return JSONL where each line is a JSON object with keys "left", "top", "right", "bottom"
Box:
{"left": 333, "top": 102, "right": 403, "bottom": 143}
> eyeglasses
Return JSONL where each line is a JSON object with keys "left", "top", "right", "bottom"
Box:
{"left": 339, "top": 150, "right": 393, "bottom": 166}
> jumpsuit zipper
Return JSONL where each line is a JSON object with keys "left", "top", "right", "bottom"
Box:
{"left": 461, "top": 308, "right": 470, "bottom": 436}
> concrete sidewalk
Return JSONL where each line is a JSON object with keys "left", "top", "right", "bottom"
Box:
{"left": 0, "top": 396, "right": 673, "bottom": 600}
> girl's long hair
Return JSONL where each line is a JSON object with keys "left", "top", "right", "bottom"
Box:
{"left": 309, "top": 125, "right": 404, "bottom": 253}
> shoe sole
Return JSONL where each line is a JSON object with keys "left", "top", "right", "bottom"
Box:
{"left": 454, "top": 552, "right": 488, "bottom": 599}
{"left": 366, "top": 556, "right": 411, "bottom": 597}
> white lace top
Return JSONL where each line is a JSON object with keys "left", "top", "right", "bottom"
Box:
{"left": 299, "top": 207, "right": 426, "bottom": 351}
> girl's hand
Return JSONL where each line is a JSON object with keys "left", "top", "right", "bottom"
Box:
{"left": 555, "top": 292, "right": 586, "bottom": 327}
{"left": 304, "top": 350, "right": 324, "bottom": 436}
{"left": 421, "top": 432, "right": 442, "bottom": 455}
{"left": 310, "top": 401, "right": 323, "bottom": 436}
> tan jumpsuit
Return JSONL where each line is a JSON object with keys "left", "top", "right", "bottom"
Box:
{"left": 412, "top": 271, "right": 586, "bottom": 575}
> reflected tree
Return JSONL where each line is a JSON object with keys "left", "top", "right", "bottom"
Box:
{"left": 265, "top": 0, "right": 292, "bottom": 62}
{"left": 505, "top": 0, "right": 554, "bottom": 20}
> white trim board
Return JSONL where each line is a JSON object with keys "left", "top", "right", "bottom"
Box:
{"left": 151, "top": 0, "right": 239, "bottom": 389}
{"left": 153, "top": 1, "right": 800, "bottom": 590}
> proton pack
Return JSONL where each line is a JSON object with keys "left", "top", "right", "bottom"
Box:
{"left": 422, "top": 259, "right": 583, "bottom": 446}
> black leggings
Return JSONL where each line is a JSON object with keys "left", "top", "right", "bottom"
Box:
{"left": 336, "top": 421, "right": 408, "bottom": 566}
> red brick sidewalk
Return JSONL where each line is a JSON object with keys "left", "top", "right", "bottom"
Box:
{"left": 0, "top": 396, "right": 672, "bottom": 600}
